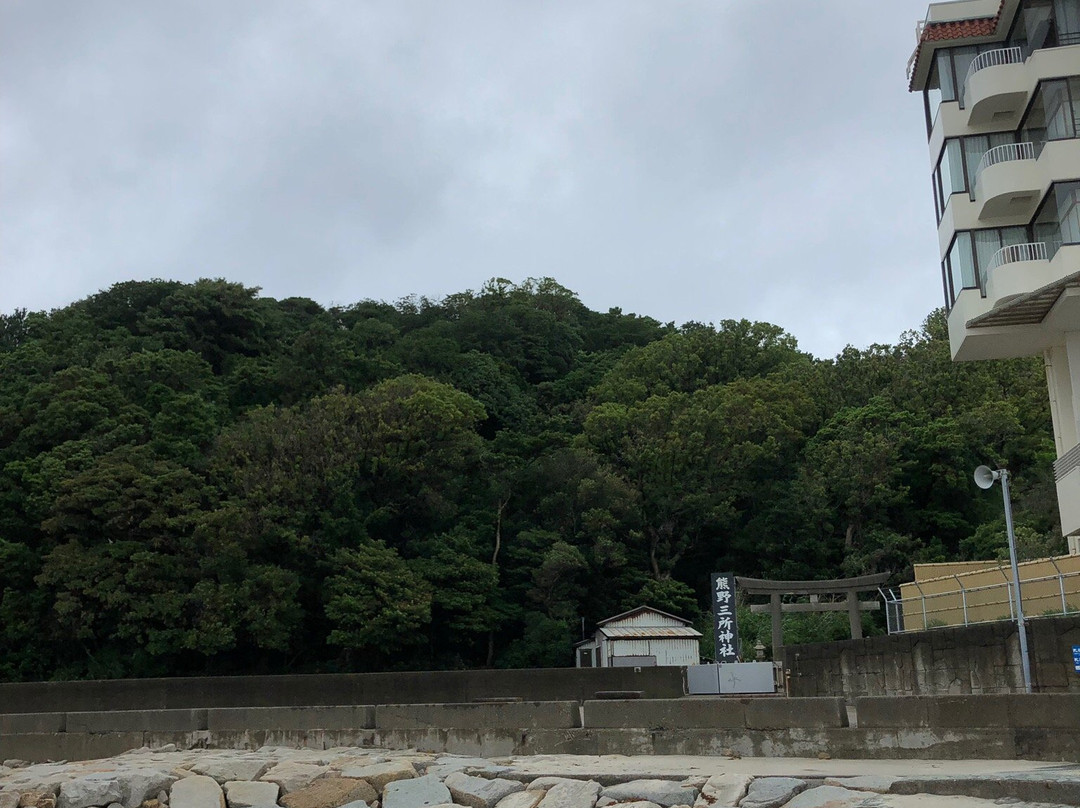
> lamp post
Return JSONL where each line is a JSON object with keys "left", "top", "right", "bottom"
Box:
{"left": 974, "top": 465, "right": 1033, "bottom": 693}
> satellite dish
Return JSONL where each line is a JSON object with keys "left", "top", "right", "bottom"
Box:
{"left": 974, "top": 465, "right": 998, "bottom": 490}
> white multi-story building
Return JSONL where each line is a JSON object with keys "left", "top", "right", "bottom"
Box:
{"left": 910, "top": 0, "right": 1080, "bottom": 544}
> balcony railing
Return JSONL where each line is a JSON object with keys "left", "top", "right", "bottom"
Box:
{"left": 981, "top": 241, "right": 1048, "bottom": 289}
{"left": 973, "top": 141, "right": 1036, "bottom": 190}
{"left": 964, "top": 46, "right": 1024, "bottom": 88}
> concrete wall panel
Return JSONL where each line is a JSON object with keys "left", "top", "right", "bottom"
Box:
{"left": 744, "top": 698, "right": 847, "bottom": 729}
{"left": 0, "top": 712, "right": 65, "bottom": 734}
{"left": 206, "top": 705, "right": 375, "bottom": 731}
{"left": 376, "top": 701, "right": 579, "bottom": 730}
{"left": 583, "top": 698, "right": 745, "bottom": 729}
{"left": 65, "top": 709, "right": 206, "bottom": 733}
{"left": 785, "top": 615, "right": 1080, "bottom": 698}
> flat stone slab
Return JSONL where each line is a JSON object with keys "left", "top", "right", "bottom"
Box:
{"left": 192, "top": 759, "right": 276, "bottom": 785}
{"left": 382, "top": 776, "right": 451, "bottom": 808}
{"left": 222, "top": 781, "right": 280, "bottom": 808}
{"left": 258, "top": 764, "right": 330, "bottom": 796}
{"left": 692, "top": 774, "right": 751, "bottom": 808}
{"left": 337, "top": 762, "right": 416, "bottom": 793}
{"left": 280, "top": 778, "right": 376, "bottom": 808}
{"left": 822, "top": 776, "right": 896, "bottom": 794}
{"left": 739, "top": 777, "right": 806, "bottom": 808}
{"left": 445, "top": 773, "right": 523, "bottom": 808}
{"left": 600, "top": 780, "right": 698, "bottom": 808}
{"left": 783, "top": 786, "right": 867, "bottom": 808}
{"left": 535, "top": 780, "right": 601, "bottom": 808}
{"left": 494, "top": 792, "right": 544, "bottom": 808}
{"left": 171, "top": 776, "right": 226, "bottom": 808}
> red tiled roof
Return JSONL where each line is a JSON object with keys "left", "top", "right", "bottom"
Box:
{"left": 922, "top": 17, "right": 999, "bottom": 42}
{"left": 908, "top": 0, "right": 1006, "bottom": 90}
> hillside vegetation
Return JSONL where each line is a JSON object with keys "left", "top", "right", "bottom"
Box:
{"left": 0, "top": 278, "right": 1060, "bottom": 679}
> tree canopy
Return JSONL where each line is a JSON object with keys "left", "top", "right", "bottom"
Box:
{"left": 0, "top": 278, "right": 1059, "bottom": 679}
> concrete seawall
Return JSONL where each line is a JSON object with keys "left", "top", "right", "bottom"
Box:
{"left": 4, "top": 695, "right": 1080, "bottom": 762}
{"left": 0, "top": 666, "right": 685, "bottom": 713}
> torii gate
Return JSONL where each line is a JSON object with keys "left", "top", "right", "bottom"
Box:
{"left": 735, "top": 573, "right": 890, "bottom": 657}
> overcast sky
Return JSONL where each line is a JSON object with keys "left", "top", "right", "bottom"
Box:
{"left": 1, "top": 1, "right": 939, "bottom": 359}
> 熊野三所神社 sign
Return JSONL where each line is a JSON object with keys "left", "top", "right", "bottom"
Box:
{"left": 711, "top": 572, "right": 738, "bottom": 663}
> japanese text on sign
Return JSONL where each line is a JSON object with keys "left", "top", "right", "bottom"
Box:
{"left": 711, "top": 572, "right": 739, "bottom": 663}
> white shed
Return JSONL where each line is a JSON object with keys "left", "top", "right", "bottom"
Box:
{"left": 574, "top": 605, "right": 702, "bottom": 668}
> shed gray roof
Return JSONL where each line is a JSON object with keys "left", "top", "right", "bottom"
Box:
{"left": 599, "top": 625, "right": 702, "bottom": 639}
{"left": 596, "top": 605, "right": 693, "bottom": 626}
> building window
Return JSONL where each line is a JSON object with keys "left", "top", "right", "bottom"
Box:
{"left": 923, "top": 44, "right": 997, "bottom": 131}
{"left": 1012, "top": 0, "right": 1080, "bottom": 50}
{"left": 1022, "top": 78, "right": 1080, "bottom": 142}
{"left": 932, "top": 133, "right": 1016, "bottom": 221}
{"left": 942, "top": 226, "right": 1029, "bottom": 308}
{"left": 1034, "top": 180, "right": 1080, "bottom": 258}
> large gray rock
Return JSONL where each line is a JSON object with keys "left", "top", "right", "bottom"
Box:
{"left": 119, "top": 769, "right": 177, "bottom": 808}
{"left": 382, "top": 776, "right": 451, "bottom": 808}
{"left": 1, "top": 793, "right": 20, "bottom": 808}
{"left": 444, "top": 773, "right": 523, "bottom": 808}
{"left": 171, "top": 776, "right": 226, "bottom": 808}
{"left": 258, "top": 764, "right": 330, "bottom": 796}
{"left": 59, "top": 775, "right": 124, "bottom": 808}
{"left": 192, "top": 760, "right": 275, "bottom": 785}
{"left": 600, "top": 781, "right": 697, "bottom": 808}
{"left": 783, "top": 787, "right": 867, "bottom": 808}
{"left": 535, "top": 781, "right": 600, "bottom": 808}
{"left": 738, "top": 778, "right": 806, "bottom": 808}
{"left": 223, "top": 781, "right": 279, "bottom": 808}
{"left": 694, "top": 774, "right": 752, "bottom": 808}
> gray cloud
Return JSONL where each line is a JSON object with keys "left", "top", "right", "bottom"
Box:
{"left": 1, "top": 0, "right": 940, "bottom": 357}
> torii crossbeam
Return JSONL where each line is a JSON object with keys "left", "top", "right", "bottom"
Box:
{"left": 735, "top": 573, "right": 891, "bottom": 658}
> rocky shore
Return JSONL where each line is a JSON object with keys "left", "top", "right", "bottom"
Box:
{"left": 0, "top": 745, "right": 1078, "bottom": 808}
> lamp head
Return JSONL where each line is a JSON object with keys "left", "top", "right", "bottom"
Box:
{"left": 974, "top": 465, "right": 999, "bottom": 490}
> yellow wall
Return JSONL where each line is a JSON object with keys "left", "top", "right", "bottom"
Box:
{"left": 899, "top": 554, "right": 1080, "bottom": 630}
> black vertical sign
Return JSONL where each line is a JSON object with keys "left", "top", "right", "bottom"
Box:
{"left": 711, "top": 572, "right": 739, "bottom": 663}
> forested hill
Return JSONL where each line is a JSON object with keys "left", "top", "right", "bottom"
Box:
{"left": 0, "top": 278, "right": 1061, "bottom": 680}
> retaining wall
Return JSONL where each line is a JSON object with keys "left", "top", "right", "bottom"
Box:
{"left": 4, "top": 695, "right": 1080, "bottom": 762}
{"left": 0, "top": 666, "right": 685, "bottom": 714}
{"left": 783, "top": 615, "right": 1080, "bottom": 698}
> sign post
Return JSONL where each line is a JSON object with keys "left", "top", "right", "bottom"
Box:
{"left": 711, "top": 572, "right": 739, "bottom": 663}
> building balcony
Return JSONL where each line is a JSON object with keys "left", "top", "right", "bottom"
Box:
{"left": 963, "top": 47, "right": 1028, "bottom": 126}
{"left": 971, "top": 142, "right": 1040, "bottom": 219}
{"left": 983, "top": 241, "right": 1052, "bottom": 305}
{"left": 948, "top": 244, "right": 1080, "bottom": 360}
{"left": 960, "top": 44, "right": 1080, "bottom": 128}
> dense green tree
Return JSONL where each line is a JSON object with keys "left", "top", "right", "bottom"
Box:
{"left": 0, "top": 279, "right": 1061, "bottom": 679}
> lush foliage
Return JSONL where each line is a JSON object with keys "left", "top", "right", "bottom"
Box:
{"left": 0, "top": 278, "right": 1060, "bottom": 678}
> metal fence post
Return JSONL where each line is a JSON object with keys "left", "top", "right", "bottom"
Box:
{"left": 954, "top": 575, "right": 969, "bottom": 626}
{"left": 912, "top": 581, "right": 928, "bottom": 629}
{"left": 1049, "top": 557, "right": 1067, "bottom": 615}
{"left": 999, "top": 565, "right": 1015, "bottom": 620}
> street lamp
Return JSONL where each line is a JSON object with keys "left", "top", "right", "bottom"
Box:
{"left": 974, "top": 465, "right": 1032, "bottom": 693}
